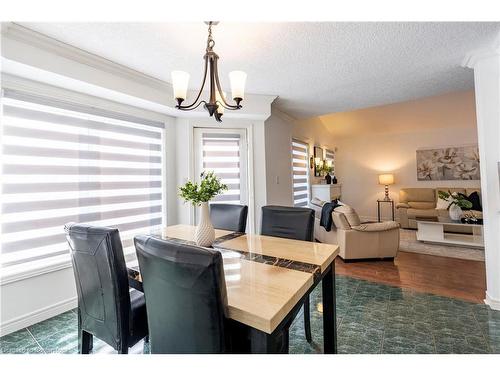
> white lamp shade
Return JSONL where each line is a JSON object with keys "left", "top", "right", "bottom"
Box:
{"left": 216, "top": 91, "right": 226, "bottom": 114}
{"left": 378, "top": 174, "right": 395, "bottom": 185}
{"left": 229, "top": 71, "right": 247, "bottom": 100}
{"left": 171, "top": 71, "right": 190, "bottom": 100}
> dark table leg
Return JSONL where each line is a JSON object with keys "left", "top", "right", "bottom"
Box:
{"left": 322, "top": 263, "right": 337, "bottom": 354}
{"left": 248, "top": 327, "right": 289, "bottom": 354}
{"left": 377, "top": 202, "right": 381, "bottom": 222}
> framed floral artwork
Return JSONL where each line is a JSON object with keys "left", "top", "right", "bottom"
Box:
{"left": 416, "top": 145, "right": 480, "bottom": 181}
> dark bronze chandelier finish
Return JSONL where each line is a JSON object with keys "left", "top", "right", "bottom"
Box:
{"left": 174, "top": 22, "right": 243, "bottom": 122}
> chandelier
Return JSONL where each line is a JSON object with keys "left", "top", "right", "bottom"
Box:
{"left": 171, "top": 22, "right": 247, "bottom": 122}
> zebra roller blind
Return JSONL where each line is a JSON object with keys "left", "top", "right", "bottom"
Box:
{"left": 292, "top": 139, "right": 309, "bottom": 207}
{"left": 200, "top": 131, "right": 243, "bottom": 204}
{"left": 1, "top": 89, "right": 164, "bottom": 270}
{"left": 325, "top": 148, "right": 335, "bottom": 173}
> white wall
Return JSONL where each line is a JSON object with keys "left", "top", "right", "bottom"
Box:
{"left": 464, "top": 46, "right": 500, "bottom": 310}
{"left": 264, "top": 109, "right": 294, "bottom": 206}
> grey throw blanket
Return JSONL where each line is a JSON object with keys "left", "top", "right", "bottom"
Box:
{"left": 320, "top": 200, "right": 341, "bottom": 232}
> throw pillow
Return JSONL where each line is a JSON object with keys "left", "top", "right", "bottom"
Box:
{"left": 458, "top": 191, "right": 482, "bottom": 211}
{"left": 310, "top": 197, "right": 326, "bottom": 207}
{"left": 436, "top": 193, "right": 449, "bottom": 210}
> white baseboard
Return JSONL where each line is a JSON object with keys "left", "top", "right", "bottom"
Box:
{"left": 485, "top": 291, "right": 500, "bottom": 311}
{"left": 0, "top": 296, "right": 77, "bottom": 337}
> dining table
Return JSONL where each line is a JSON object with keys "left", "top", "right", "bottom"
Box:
{"left": 128, "top": 224, "right": 340, "bottom": 354}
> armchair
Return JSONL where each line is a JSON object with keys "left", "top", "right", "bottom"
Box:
{"left": 314, "top": 205, "right": 400, "bottom": 260}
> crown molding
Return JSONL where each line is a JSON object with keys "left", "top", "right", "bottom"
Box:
{"left": 462, "top": 36, "right": 500, "bottom": 68}
{"left": 270, "top": 104, "right": 297, "bottom": 123}
{"left": 3, "top": 23, "right": 169, "bottom": 90}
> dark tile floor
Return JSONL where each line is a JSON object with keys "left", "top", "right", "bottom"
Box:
{"left": 2, "top": 275, "right": 500, "bottom": 354}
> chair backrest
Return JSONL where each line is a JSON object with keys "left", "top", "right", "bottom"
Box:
{"left": 134, "top": 235, "right": 228, "bottom": 353}
{"left": 209, "top": 203, "right": 248, "bottom": 232}
{"left": 64, "top": 223, "right": 130, "bottom": 348}
{"left": 260, "top": 205, "right": 314, "bottom": 241}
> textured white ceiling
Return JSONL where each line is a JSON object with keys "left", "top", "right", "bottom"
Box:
{"left": 18, "top": 22, "right": 500, "bottom": 118}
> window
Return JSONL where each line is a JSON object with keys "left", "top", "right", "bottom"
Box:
{"left": 291, "top": 139, "right": 309, "bottom": 207}
{"left": 194, "top": 128, "right": 248, "bottom": 205}
{"left": 0, "top": 89, "right": 164, "bottom": 272}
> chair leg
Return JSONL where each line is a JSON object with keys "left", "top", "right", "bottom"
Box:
{"left": 79, "top": 330, "right": 93, "bottom": 354}
{"left": 304, "top": 296, "right": 312, "bottom": 343}
{"left": 78, "top": 309, "right": 93, "bottom": 354}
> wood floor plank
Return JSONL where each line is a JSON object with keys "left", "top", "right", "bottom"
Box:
{"left": 335, "top": 251, "right": 486, "bottom": 303}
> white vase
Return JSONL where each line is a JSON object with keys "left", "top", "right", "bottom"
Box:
{"left": 449, "top": 204, "right": 463, "bottom": 221}
{"left": 195, "top": 202, "right": 215, "bottom": 247}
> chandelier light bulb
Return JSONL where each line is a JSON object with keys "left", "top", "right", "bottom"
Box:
{"left": 171, "top": 71, "right": 190, "bottom": 101}
{"left": 229, "top": 71, "right": 247, "bottom": 101}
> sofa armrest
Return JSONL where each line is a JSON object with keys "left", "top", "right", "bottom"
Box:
{"left": 351, "top": 221, "right": 400, "bottom": 232}
{"left": 396, "top": 203, "right": 410, "bottom": 209}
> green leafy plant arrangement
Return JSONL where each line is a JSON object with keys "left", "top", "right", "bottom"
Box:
{"left": 179, "top": 171, "right": 228, "bottom": 206}
{"left": 438, "top": 190, "right": 473, "bottom": 210}
{"left": 319, "top": 164, "right": 334, "bottom": 175}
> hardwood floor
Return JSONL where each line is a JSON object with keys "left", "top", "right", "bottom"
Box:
{"left": 335, "top": 251, "right": 487, "bottom": 304}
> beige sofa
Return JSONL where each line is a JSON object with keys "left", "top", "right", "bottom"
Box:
{"left": 397, "top": 187, "right": 482, "bottom": 230}
{"left": 312, "top": 203, "right": 400, "bottom": 260}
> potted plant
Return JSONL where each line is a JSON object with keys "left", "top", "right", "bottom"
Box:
{"left": 179, "top": 171, "right": 227, "bottom": 247}
{"left": 438, "top": 190, "right": 473, "bottom": 221}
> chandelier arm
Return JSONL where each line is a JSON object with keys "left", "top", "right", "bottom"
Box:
{"left": 216, "top": 100, "right": 238, "bottom": 111}
{"left": 176, "top": 56, "right": 209, "bottom": 109}
{"left": 176, "top": 100, "right": 207, "bottom": 111}
{"left": 213, "top": 57, "right": 242, "bottom": 110}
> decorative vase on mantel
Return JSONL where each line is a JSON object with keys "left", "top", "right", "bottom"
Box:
{"left": 449, "top": 204, "right": 463, "bottom": 221}
{"left": 325, "top": 173, "right": 332, "bottom": 184}
{"left": 195, "top": 202, "right": 215, "bottom": 247}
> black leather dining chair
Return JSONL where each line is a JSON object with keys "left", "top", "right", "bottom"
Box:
{"left": 134, "top": 235, "right": 230, "bottom": 353}
{"left": 209, "top": 203, "right": 248, "bottom": 232}
{"left": 261, "top": 205, "right": 315, "bottom": 342}
{"left": 65, "top": 223, "right": 148, "bottom": 354}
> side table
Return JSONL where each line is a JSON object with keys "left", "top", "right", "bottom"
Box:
{"left": 377, "top": 199, "right": 395, "bottom": 222}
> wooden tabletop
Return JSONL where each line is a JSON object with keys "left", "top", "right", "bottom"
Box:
{"left": 153, "top": 224, "right": 339, "bottom": 334}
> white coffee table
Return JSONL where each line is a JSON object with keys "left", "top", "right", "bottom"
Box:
{"left": 416, "top": 221, "right": 484, "bottom": 249}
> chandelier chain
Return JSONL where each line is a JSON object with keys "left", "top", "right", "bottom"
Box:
{"left": 206, "top": 22, "right": 215, "bottom": 51}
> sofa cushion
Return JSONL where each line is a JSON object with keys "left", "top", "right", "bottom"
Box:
{"left": 408, "top": 201, "right": 435, "bottom": 209}
{"left": 399, "top": 188, "right": 435, "bottom": 204}
{"left": 406, "top": 208, "right": 438, "bottom": 218}
{"left": 352, "top": 221, "right": 400, "bottom": 232}
{"left": 334, "top": 205, "right": 361, "bottom": 227}
{"left": 310, "top": 197, "right": 326, "bottom": 207}
{"left": 332, "top": 212, "right": 351, "bottom": 230}
{"left": 309, "top": 204, "right": 322, "bottom": 219}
